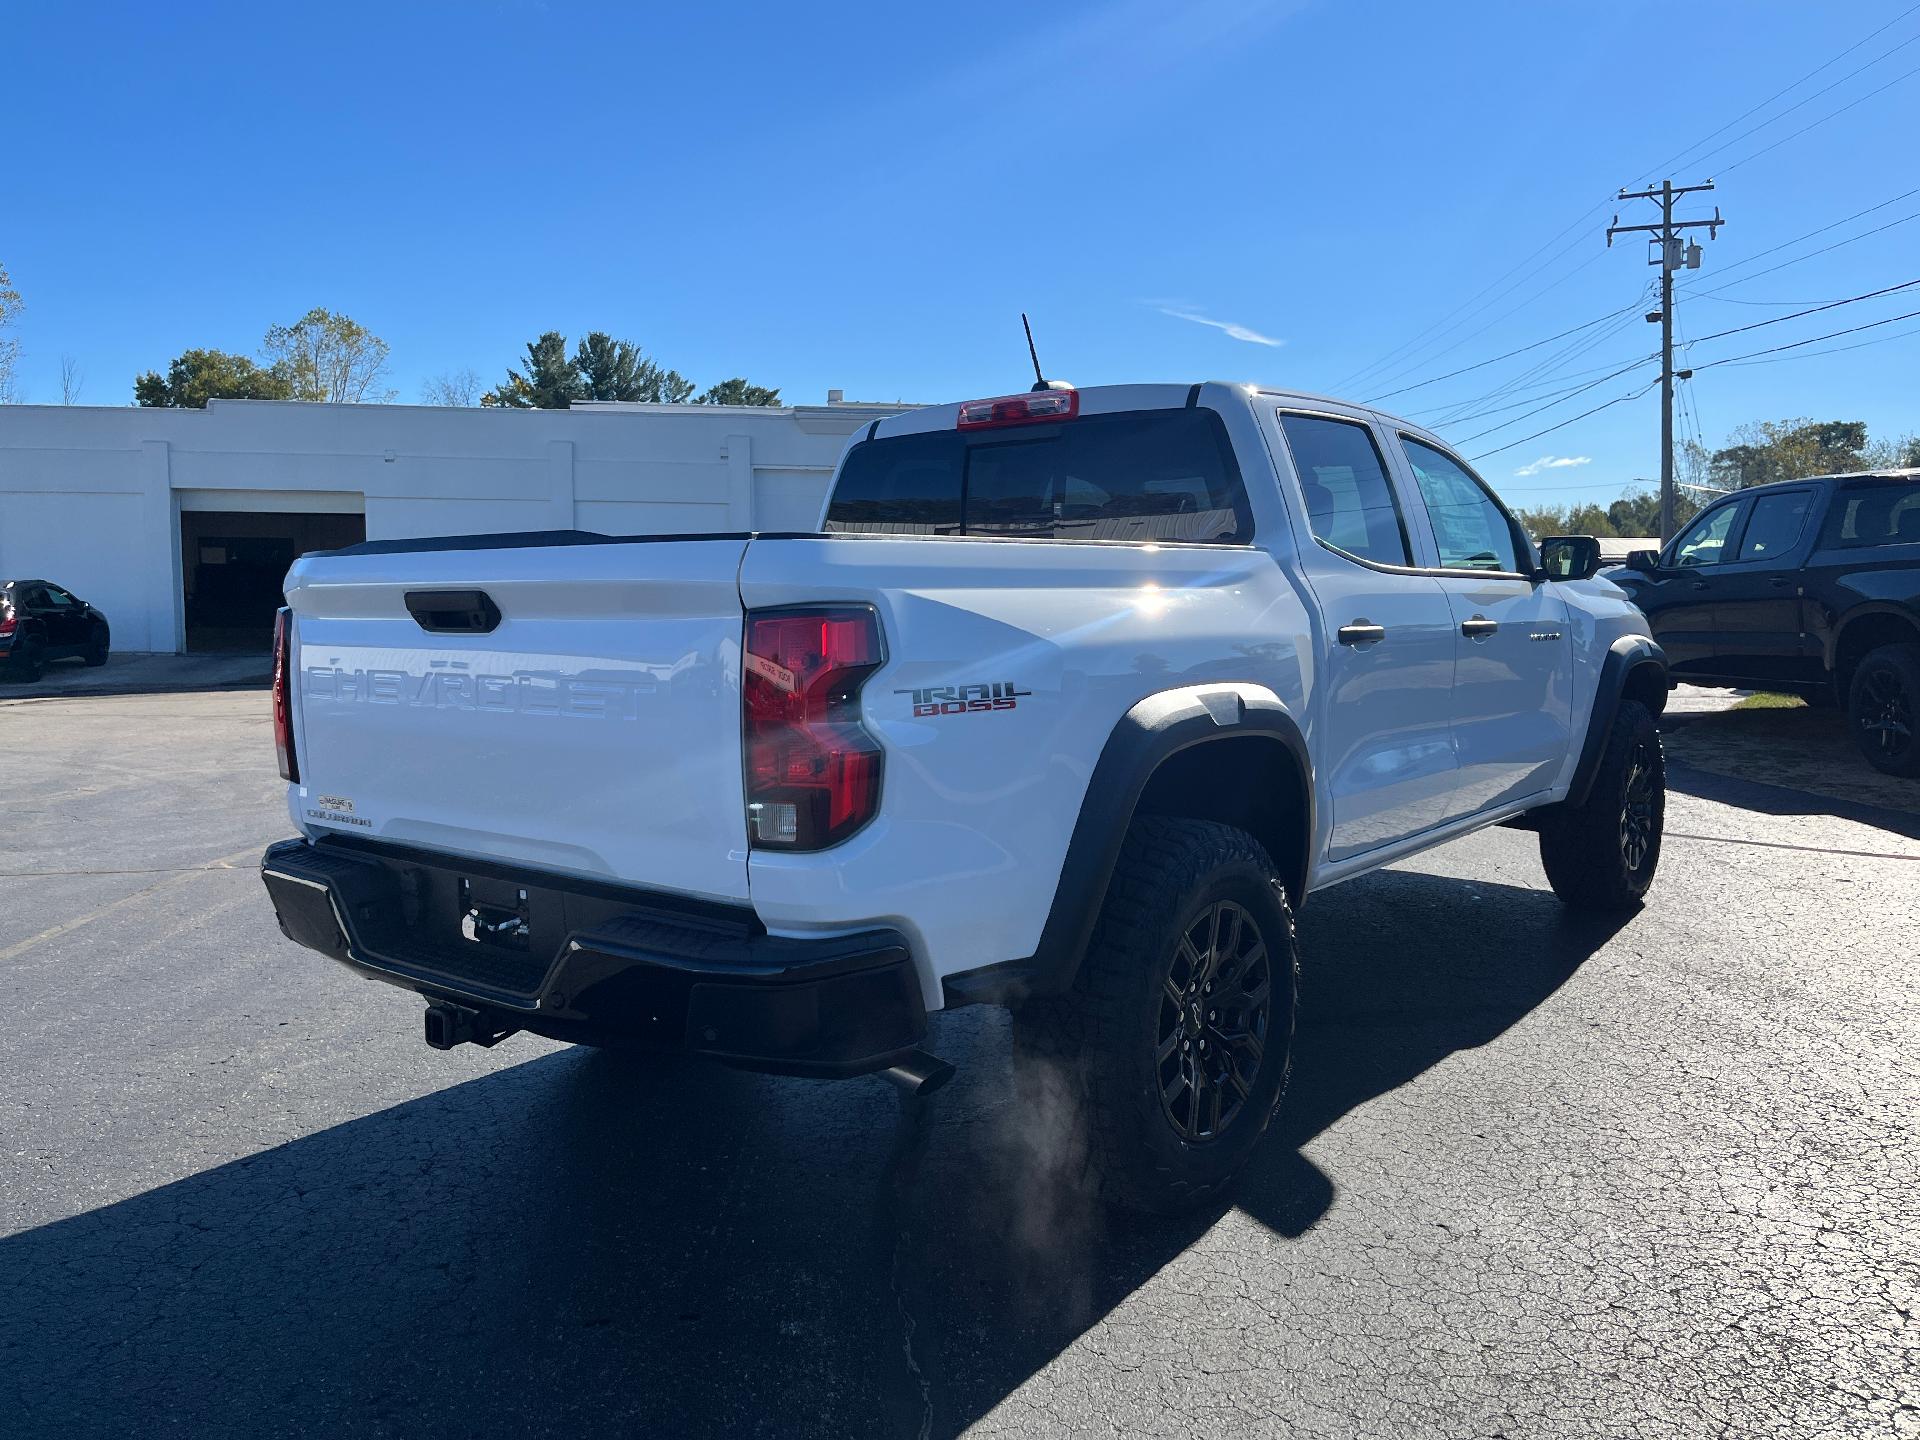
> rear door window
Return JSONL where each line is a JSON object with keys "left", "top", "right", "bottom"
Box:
{"left": 1819, "top": 479, "right": 1920, "bottom": 548}
{"left": 1275, "top": 412, "right": 1411, "bottom": 567}
{"left": 825, "top": 409, "right": 1250, "bottom": 544}
{"left": 1733, "top": 490, "right": 1813, "bottom": 562}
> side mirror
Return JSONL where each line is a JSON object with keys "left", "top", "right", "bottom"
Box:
{"left": 1624, "top": 548, "right": 1661, "bottom": 574}
{"left": 1539, "top": 535, "right": 1603, "bottom": 581}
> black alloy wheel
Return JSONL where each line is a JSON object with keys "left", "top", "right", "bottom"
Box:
{"left": 1619, "top": 738, "right": 1657, "bottom": 876}
{"left": 1855, "top": 665, "right": 1913, "bottom": 766}
{"left": 1156, "top": 898, "right": 1272, "bottom": 1144}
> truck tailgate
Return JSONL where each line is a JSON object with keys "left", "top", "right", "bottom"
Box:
{"left": 284, "top": 537, "right": 750, "bottom": 903}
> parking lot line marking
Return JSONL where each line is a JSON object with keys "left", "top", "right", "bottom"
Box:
{"left": 0, "top": 843, "right": 268, "bottom": 964}
{"left": 1666, "top": 831, "right": 1920, "bottom": 861}
{"left": 0, "top": 861, "right": 256, "bottom": 878}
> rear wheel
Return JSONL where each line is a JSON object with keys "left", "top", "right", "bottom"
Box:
{"left": 1011, "top": 816, "right": 1299, "bottom": 1214}
{"left": 8, "top": 633, "right": 46, "bottom": 682}
{"left": 1539, "top": 699, "right": 1665, "bottom": 911}
{"left": 1848, "top": 642, "right": 1920, "bottom": 778}
{"left": 83, "top": 624, "right": 110, "bottom": 667}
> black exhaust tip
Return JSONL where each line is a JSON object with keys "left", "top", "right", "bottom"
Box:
{"left": 881, "top": 1048, "right": 956, "bottom": 1097}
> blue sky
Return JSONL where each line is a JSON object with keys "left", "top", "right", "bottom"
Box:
{"left": 3, "top": 0, "right": 1916, "bottom": 510}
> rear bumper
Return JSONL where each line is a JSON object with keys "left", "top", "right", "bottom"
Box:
{"left": 259, "top": 837, "right": 926, "bottom": 1077}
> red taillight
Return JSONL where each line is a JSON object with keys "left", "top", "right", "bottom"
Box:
{"left": 955, "top": 388, "right": 1078, "bottom": 430}
{"left": 272, "top": 607, "right": 298, "bottom": 783}
{"left": 743, "top": 606, "right": 883, "bottom": 850}
{"left": 0, "top": 608, "right": 14, "bottom": 638}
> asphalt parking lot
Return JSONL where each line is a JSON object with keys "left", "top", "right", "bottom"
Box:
{"left": 2, "top": 690, "right": 1916, "bottom": 1439}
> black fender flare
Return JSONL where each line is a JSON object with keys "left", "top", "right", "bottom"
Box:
{"left": 941, "top": 683, "right": 1312, "bottom": 1008}
{"left": 1564, "top": 636, "right": 1668, "bottom": 809}
{"left": 1824, "top": 602, "right": 1920, "bottom": 674}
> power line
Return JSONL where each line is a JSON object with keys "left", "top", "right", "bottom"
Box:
{"left": 1424, "top": 297, "right": 1652, "bottom": 425}
{"left": 1361, "top": 298, "right": 1647, "bottom": 402}
{"left": 1451, "top": 354, "right": 1658, "bottom": 446}
{"left": 1466, "top": 378, "right": 1662, "bottom": 463}
{"left": 1684, "top": 208, "right": 1920, "bottom": 296}
{"left": 1682, "top": 186, "right": 1919, "bottom": 285}
{"left": 1661, "top": 29, "right": 1920, "bottom": 179}
{"left": 1713, "top": 319, "right": 1920, "bottom": 368}
{"left": 1416, "top": 349, "right": 1658, "bottom": 427}
{"left": 1721, "top": 57, "right": 1920, "bottom": 175}
{"left": 1630, "top": 2, "right": 1920, "bottom": 181}
{"left": 1691, "top": 306, "right": 1920, "bottom": 368}
{"left": 1684, "top": 277, "right": 1920, "bottom": 345}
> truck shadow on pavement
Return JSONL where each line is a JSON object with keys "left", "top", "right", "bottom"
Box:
{"left": 0, "top": 870, "right": 1627, "bottom": 1440}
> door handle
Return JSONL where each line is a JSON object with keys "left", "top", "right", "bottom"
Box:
{"left": 1768, "top": 577, "right": 1793, "bottom": 588}
{"left": 1337, "top": 622, "right": 1386, "bottom": 646}
{"left": 1459, "top": 616, "right": 1499, "bottom": 639}
{"left": 1689, "top": 580, "right": 1709, "bottom": 591}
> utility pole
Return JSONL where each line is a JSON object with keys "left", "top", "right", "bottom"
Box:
{"left": 1608, "top": 180, "right": 1723, "bottom": 541}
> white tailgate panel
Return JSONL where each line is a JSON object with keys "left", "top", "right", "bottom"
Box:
{"left": 285, "top": 539, "right": 751, "bottom": 903}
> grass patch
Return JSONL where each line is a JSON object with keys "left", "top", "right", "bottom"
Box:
{"left": 1736, "top": 692, "right": 1807, "bottom": 710}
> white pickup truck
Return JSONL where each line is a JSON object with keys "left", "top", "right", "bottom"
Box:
{"left": 261, "top": 381, "right": 1669, "bottom": 1210}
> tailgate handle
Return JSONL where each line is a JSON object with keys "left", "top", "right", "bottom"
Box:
{"left": 404, "top": 589, "right": 502, "bottom": 634}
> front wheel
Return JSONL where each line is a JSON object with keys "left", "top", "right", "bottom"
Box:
{"left": 83, "top": 624, "right": 110, "bottom": 667}
{"left": 1847, "top": 642, "right": 1920, "bottom": 778}
{"left": 1011, "top": 816, "right": 1299, "bottom": 1214}
{"left": 1539, "top": 699, "right": 1665, "bottom": 911}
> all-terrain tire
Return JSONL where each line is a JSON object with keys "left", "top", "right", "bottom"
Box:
{"left": 1847, "top": 642, "right": 1920, "bottom": 778}
{"left": 1011, "top": 817, "right": 1299, "bottom": 1215}
{"left": 1539, "top": 699, "right": 1664, "bottom": 911}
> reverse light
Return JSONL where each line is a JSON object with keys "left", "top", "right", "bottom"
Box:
{"left": 955, "top": 388, "right": 1078, "bottom": 430}
{"left": 743, "top": 606, "right": 883, "bottom": 850}
{"left": 272, "top": 606, "right": 299, "bottom": 783}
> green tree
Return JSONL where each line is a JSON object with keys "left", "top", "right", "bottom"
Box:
{"left": 1864, "top": 432, "right": 1920, "bottom": 470}
{"left": 1564, "top": 502, "right": 1618, "bottom": 538}
{"left": 0, "top": 259, "right": 21, "bottom": 403}
{"left": 262, "top": 307, "right": 395, "bottom": 403}
{"left": 572, "top": 331, "right": 695, "bottom": 403}
{"left": 696, "top": 377, "right": 782, "bottom": 407}
{"left": 1606, "top": 486, "right": 1698, "bottom": 538}
{"left": 1513, "top": 505, "right": 1569, "bottom": 538}
{"left": 484, "top": 331, "right": 581, "bottom": 408}
{"left": 134, "top": 349, "right": 294, "bottom": 407}
{"left": 1708, "top": 418, "right": 1869, "bottom": 490}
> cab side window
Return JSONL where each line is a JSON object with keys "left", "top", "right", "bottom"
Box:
{"left": 1399, "top": 438, "right": 1523, "bottom": 573}
{"left": 1734, "top": 491, "right": 1811, "bottom": 562}
{"left": 1275, "top": 413, "right": 1411, "bottom": 567}
{"left": 1670, "top": 503, "right": 1742, "bottom": 567}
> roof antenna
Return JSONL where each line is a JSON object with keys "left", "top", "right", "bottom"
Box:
{"left": 1022, "top": 313, "right": 1050, "bottom": 392}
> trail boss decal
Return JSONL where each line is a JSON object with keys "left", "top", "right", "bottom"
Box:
{"left": 897, "top": 682, "right": 1031, "bottom": 717}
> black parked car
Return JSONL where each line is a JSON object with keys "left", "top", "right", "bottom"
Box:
{"left": 1612, "top": 470, "right": 1920, "bottom": 777}
{"left": 0, "top": 579, "right": 112, "bottom": 681}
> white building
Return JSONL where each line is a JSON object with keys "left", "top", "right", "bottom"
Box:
{"left": 0, "top": 396, "right": 905, "bottom": 653}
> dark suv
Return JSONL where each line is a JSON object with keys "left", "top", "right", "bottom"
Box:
{"left": 0, "top": 579, "right": 112, "bottom": 681}
{"left": 1612, "top": 470, "right": 1920, "bottom": 777}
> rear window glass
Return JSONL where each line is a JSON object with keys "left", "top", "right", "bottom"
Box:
{"left": 824, "top": 409, "right": 1250, "bottom": 544}
{"left": 1819, "top": 479, "right": 1920, "bottom": 549}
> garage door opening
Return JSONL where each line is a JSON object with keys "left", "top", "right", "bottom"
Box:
{"left": 180, "top": 510, "right": 366, "bottom": 653}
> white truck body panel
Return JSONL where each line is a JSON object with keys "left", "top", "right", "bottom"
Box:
{"left": 283, "top": 538, "right": 752, "bottom": 901}
{"left": 273, "top": 382, "right": 1658, "bottom": 1012}
{"left": 739, "top": 535, "right": 1310, "bottom": 1002}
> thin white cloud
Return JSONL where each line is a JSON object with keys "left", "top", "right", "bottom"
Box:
{"left": 1513, "top": 454, "right": 1593, "bottom": 478}
{"left": 1157, "top": 306, "right": 1284, "bottom": 348}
